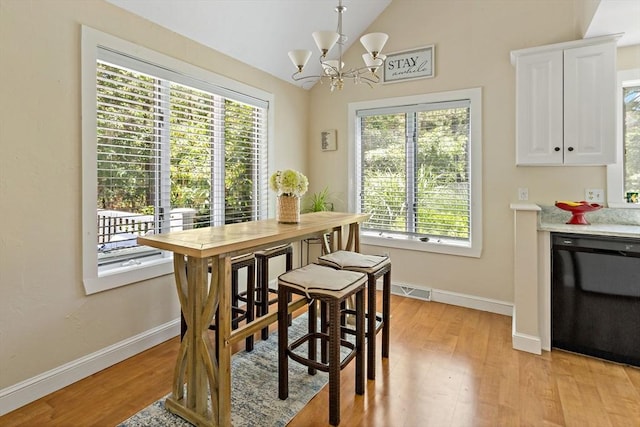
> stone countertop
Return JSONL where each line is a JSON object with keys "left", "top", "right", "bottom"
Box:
{"left": 538, "top": 205, "right": 640, "bottom": 239}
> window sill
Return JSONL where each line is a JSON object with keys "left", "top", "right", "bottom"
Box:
{"left": 83, "top": 255, "right": 174, "bottom": 295}
{"left": 361, "top": 232, "right": 482, "bottom": 258}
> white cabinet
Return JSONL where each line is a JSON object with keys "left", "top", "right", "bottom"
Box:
{"left": 513, "top": 50, "right": 564, "bottom": 164}
{"left": 511, "top": 35, "right": 620, "bottom": 166}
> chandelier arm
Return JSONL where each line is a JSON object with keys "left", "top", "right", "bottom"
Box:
{"left": 358, "top": 74, "right": 380, "bottom": 84}
{"left": 333, "top": 67, "right": 381, "bottom": 83}
{"left": 291, "top": 72, "right": 324, "bottom": 82}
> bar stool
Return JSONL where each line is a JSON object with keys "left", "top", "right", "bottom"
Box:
{"left": 254, "top": 244, "right": 293, "bottom": 340}
{"left": 205, "top": 253, "right": 256, "bottom": 352}
{"left": 278, "top": 263, "right": 367, "bottom": 426}
{"left": 318, "top": 250, "right": 391, "bottom": 380}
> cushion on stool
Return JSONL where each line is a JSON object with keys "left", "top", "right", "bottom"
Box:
{"left": 278, "top": 264, "right": 366, "bottom": 299}
{"left": 318, "top": 250, "right": 390, "bottom": 274}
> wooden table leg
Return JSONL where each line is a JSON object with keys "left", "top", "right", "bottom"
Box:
{"left": 346, "top": 222, "right": 360, "bottom": 252}
{"left": 164, "top": 255, "right": 222, "bottom": 426}
{"left": 216, "top": 255, "right": 232, "bottom": 426}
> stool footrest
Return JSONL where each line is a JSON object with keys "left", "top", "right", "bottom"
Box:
{"left": 287, "top": 332, "right": 357, "bottom": 372}
{"left": 340, "top": 309, "right": 384, "bottom": 335}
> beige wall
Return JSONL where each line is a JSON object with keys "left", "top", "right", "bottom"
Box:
{"left": 0, "top": 0, "right": 308, "bottom": 389}
{"left": 305, "top": 0, "right": 635, "bottom": 303}
{"left": 619, "top": 45, "right": 640, "bottom": 70}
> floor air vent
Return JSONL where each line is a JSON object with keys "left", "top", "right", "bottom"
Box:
{"left": 390, "top": 284, "right": 431, "bottom": 301}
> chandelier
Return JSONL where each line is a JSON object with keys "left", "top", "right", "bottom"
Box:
{"left": 287, "top": 0, "right": 389, "bottom": 91}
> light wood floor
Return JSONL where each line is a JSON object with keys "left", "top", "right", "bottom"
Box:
{"left": 2, "top": 294, "right": 639, "bottom": 426}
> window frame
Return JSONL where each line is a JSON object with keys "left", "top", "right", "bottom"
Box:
{"left": 607, "top": 68, "right": 640, "bottom": 209}
{"left": 347, "top": 88, "right": 483, "bottom": 257}
{"left": 81, "top": 26, "right": 274, "bottom": 294}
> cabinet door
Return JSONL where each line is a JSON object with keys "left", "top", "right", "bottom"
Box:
{"left": 564, "top": 42, "right": 616, "bottom": 165}
{"left": 515, "top": 50, "right": 563, "bottom": 165}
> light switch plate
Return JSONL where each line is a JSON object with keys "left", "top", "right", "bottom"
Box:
{"left": 518, "top": 187, "right": 528, "bottom": 201}
{"left": 585, "top": 189, "right": 604, "bottom": 203}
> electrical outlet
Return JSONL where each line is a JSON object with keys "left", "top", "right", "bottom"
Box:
{"left": 518, "top": 187, "right": 529, "bottom": 201}
{"left": 585, "top": 189, "right": 604, "bottom": 203}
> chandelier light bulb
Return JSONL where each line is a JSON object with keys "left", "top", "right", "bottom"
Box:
{"left": 288, "top": 50, "right": 312, "bottom": 72}
{"left": 360, "top": 32, "right": 389, "bottom": 58}
{"left": 362, "top": 53, "right": 385, "bottom": 73}
{"left": 312, "top": 31, "right": 340, "bottom": 57}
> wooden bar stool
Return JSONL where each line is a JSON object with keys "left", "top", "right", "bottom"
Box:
{"left": 318, "top": 250, "right": 391, "bottom": 380}
{"left": 255, "top": 243, "right": 293, "bottom": 340}
{"left": 198, "top": 253, "right": 256, "bottom": 352}
{"left": 278, "top": 263, "right": 367, "bottom": 426}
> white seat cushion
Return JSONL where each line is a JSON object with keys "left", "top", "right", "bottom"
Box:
{"left": 318, "top": 250, "right": 390, "bottom": 274}
{"left": 278, "top": 263, "right": 366, "bottom": 299}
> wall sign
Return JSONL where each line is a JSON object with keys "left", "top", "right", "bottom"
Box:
{"left": 383, "top": 45, "right": 435, "bottom": 83}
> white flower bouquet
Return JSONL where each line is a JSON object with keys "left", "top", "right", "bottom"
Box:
{"left": 269, "top": 169, "right": 309, "bottom": 198}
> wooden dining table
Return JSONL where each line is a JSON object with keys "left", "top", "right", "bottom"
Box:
{"left": 138, "top": 211, "right": 369, "bottom": 426}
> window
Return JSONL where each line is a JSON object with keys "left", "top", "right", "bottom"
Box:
{"left": 348, "top": 88, "right": 482, "bottom": 257}
{"left": 82, "top": 27, "right": 272, "bottom": 294}
{"left": 608, "top": 69, "right": 640, "bottom": 207}
{"left": 623, "top": 84, "right": 640, "bottom": 201}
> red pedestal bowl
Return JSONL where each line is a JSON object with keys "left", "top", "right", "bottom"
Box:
{"left": 555, "top": 201, "right": 603, "bottom": 225}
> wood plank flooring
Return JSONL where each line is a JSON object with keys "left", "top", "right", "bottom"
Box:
{"left": 2, "top": 294, "right": 639, "bottom": 426}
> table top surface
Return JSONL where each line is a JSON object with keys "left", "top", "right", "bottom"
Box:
{"left": 138, "top": 211, "right": 369, "bottom": 258}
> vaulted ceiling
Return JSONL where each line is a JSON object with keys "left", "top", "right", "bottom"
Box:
{"left": 106, "top": 0, "right": 639, "bottom": 89}
{"left": 105, "top": 0, "right": 392, "bottom": 89}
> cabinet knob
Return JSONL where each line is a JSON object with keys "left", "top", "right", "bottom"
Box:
{"left": 554, "top": 147, "right": 560, "bottom": 152}
{"left": 567, "top": 147, "right": 574, "bottom": 152}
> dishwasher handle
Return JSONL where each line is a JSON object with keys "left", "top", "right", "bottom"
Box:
{"left": 552, "top": 233, "right": 640, "bottom": 256}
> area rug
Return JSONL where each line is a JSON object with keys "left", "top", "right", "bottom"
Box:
{"left": 117, "top": 313, "right": 329, "bottom": 427}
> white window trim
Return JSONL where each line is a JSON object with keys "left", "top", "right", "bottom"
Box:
{"left": 81, "top": 26, "right": 275, "bottom": 294}
{"left": 347, "top": 87, "right": 483, "bottom": 257}
{"left": 607, "top": 68, "right": 640, "bottom": 209}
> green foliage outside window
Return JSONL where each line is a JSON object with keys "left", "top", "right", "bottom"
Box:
{"left": 624, "top": 85, "right": 640, "bottom": 196}
{"left": 96, "top": 62, "right": 263, "bottom": 234}
{"left": 360, "top": 104, "right": 470, "bottom": 240}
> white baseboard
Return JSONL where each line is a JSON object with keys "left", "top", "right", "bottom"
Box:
{"left": 511, "top": 311, "right": 542, "bottom": 355}
{"left": 512, "top": 332, "right": 542, "bottom": 355}
{"left": 431, "top": 288, "right": 513, "bottom": 316}
{"left": 0, "top": 318, "right": 180, "bottom": 416}
{"left": 383, "top": 282, "right": 513, "bottom": 317}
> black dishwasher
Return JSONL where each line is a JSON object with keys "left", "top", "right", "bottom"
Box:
{"left": 552, "top": 233, "right": 640, "bottom": 366}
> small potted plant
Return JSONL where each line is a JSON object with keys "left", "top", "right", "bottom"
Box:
{"left": 305, "top": 187, "right": 333, "bottom": 212}
{"left": 270, "top": 169, "right": 309, "bottom": 223}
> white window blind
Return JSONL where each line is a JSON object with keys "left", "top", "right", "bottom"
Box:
{"left": 623, "top": 84, "right": 639, "bottom": 200}
{"left": 357, "top": 100, "right": 471, "bottom": 243}
{"left": 607, "top": 69, "right": 639, "bottom": 207}
{"left": 95, "top": 48, "right": 268, "bottom": 271}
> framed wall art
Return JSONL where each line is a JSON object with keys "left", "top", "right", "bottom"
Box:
{"left": 321, "top": 129, "right": 337, "bottom": 151}
{"left": 383, "top": 45, "right": 435, "bottom": 83}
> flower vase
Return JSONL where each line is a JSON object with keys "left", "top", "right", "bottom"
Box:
{"left": 277, "top": 195, "right": 300, "bottom": 224}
